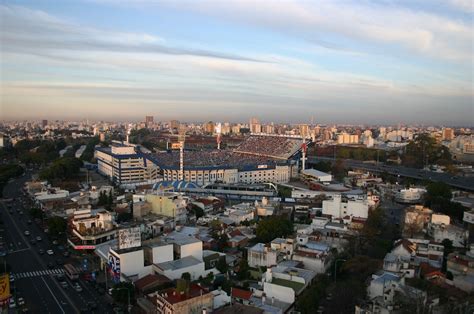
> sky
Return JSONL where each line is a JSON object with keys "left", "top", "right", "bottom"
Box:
{"left": 0, "top": 0, "right": 473, "bottom": 125}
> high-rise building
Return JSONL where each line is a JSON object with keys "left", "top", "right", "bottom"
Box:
{"left": 442, "top": 128, "right": 454, "bottom": 141}
{"left": 249, "top": 117, "right": 261, "bottom": 134}
{"left": 42, "top": 119, "right": 48, "bottom": 128}
{"left": 145, "top": 116, "right": 154, "bottom": 126}
{"left": 204, "top": 121, "right": 215, "bottom": 134}
{"left": 169, "top": 120, "right": 180, "bottom": 130}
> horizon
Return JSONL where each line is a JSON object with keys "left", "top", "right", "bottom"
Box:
{"left": 1, "top": 1, "right": 473, "bottom": 125}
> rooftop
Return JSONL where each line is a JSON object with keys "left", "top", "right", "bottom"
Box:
{"left": 154, "top": 256, "right": 202, "bottom": 271}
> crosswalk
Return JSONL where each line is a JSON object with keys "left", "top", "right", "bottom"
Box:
{"left": 12, "top": 268, "right": 64, "bottom": 279}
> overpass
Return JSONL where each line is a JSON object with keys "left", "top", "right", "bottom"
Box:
{"left": 306, "top": 156, "right": 474, "bottom": 192}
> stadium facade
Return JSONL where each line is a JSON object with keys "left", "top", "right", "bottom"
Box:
{"left": 96, "top": 135, "right": 308, "bottom": 187}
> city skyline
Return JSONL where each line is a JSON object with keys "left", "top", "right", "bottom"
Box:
{"left": 1, "top": 0, "right": 473, "bottom": 125}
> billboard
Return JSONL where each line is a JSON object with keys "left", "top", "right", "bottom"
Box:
{"left": 0, "top": 273, "right": 10, "bottom": 303}
{"left": 117, "top": 227, "right": 141, "bottom": 250}
{"left": 108, "top": 253, "right": 121, "bottom": 283}
{"left": 171, "top": 142, "right": 182, "bottom": 150}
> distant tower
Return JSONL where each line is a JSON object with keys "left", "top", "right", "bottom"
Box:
{"left": 126, "top": 124, "right": 132, "bottom": 144}
{"left": 300, "top": 124, "right": 309, "bottom": 171}
{"left": 216, "top": 122, "right": 222, "bottom": 150}
{"left": 178, "top": 125, "right": 186, "bottom": 181}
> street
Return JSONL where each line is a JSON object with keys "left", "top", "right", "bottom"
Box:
{"left": 1, "top": 172, "right": 114, "bottom": 313}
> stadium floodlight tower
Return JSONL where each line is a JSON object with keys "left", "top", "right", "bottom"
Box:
{"left": 300, "top": 124, "right": 309, "bottom": 171}
{"left": 178, "top": 124, "right": 186, "bottom": 181}
{"left": 216, "top": 122, "right": 222, "bottom": 150}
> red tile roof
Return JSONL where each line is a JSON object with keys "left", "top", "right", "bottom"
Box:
{"left": 231, "top": 287, "right": 252, "bottom": 300}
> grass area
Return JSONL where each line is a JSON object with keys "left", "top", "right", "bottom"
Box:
{"left": 271, "top": 277, "right": 305, "bottom": 293}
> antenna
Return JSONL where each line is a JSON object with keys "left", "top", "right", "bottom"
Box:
{"left": 178, "top": 125, "right": 186, "bottom": 181}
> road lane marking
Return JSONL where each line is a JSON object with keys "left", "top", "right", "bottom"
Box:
{"left": 41, "top": 276, "right": 66, "bottom": 314}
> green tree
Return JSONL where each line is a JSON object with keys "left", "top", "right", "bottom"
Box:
{"left": 111, "top": 282, "right": 134, "bottom": 306}
{"left": 47, "top": 217, "right": 67, "bottom": 237}
{"left": 236, "top": 259, "right": 250, "bottom": 281}
{"left": 216, "top": 258, "right": 228, "bottom": 274}
{"left": 331, "top": 159, "right": 346, "bottom": 181}
{"left": 256, "top": 216, "right": 293, "bottom": 243}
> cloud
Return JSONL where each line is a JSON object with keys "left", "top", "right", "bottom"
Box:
{"left": 0, "top": 5, "right": 262, "bottom": 63}
{"left": 146, "top": 0, "right": 472, "bottom": 63}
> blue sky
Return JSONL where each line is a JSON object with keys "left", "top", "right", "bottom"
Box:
{"left": 1, "top": 0, "right": 473, "bottom": 125}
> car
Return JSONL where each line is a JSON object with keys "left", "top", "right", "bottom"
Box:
{"left": 46, "top": 249, "right": 54, "bottom": 255}
{"left": 38, "top": 249, "right": 45, "bottom": 255}
{"left": 52, "top": 240, "right": 58, "bottom": 245}
{"left": 9, "top": 275, "right": 15, "bottom": 283}
{"left": 19, "top": 211, "right": 23, "bottom": 215}
{"left": 56, "top": 274, "right": 65, "bottom": 281}
{"left": 60, "top": 281, "right": 68, "bottom": 289}
{"left": 74, "top": 283, "right": 83, "bottom": 292}
{"left": 36, "top": 236, "right": 42, "bottom": 242}
{"left": 30, "top": 239, "right": 36, "bottom": 245}
{"left": 9, "top": 298, "right": 16, "bottom": 308}
{"left": 63, "top": 251, "right": 70, "bottom": 257}
{"left": 27, "top": 220, "right": 32, "bottom": 225}
{"left": 24, "top": 231, "right": 30, "bottom": 236}
{"left": 17, "top": 297, "right": 25, "bottom": 306}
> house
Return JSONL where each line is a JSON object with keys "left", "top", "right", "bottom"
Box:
{"left": 134, "top": 274, "right": 172, "bottom": 295}
{"left": 247, "top": 243, "right": 279, "bottom": 268}
{"left": 231, "top": 287, "right": 253, "bottom": 305}
{"left": 148, "top": 283, "right": 213, "bottom": 314}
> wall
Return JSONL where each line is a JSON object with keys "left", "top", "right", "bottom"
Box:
{"left": 179, "top": 242, "right": 203, "bottom": 261}
{"left": 152, "top": 244, "right": 174, "bottom": 264}
{"left": 263, "top": 282, "right": 295, "bottom": 304}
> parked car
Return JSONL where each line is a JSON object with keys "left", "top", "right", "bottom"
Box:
{"left": 24, "top": 231, "right": 30, "bottom": 236}
{"left": 46, "top": 249, "right": 54, "bottom": 255}
{"left": 38, "top": 249, "right": 45, "bottom": 255}
{"left": 17, "top": 297, "right": 25, "bottom": 306}
{"left": 36, "top": 236, "right": 42, "bottom": 242}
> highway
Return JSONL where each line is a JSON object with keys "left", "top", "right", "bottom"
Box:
{"left": 1, "top": 172, "right": 113, "bottom": 313}
{"left": 306, "top": 156, "right": 474, "bottom": 192}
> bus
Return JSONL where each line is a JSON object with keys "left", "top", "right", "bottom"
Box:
{"left": 64, "top": 264, "right": 79, "bottom": 281}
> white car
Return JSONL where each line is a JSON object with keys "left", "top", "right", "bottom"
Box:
{"left": 9, "top": 298, "right": 16, "bottom": 308}
{"left": 17, "top": 297, "right": 25, "bottom": 306}
{"left": 74, "top": 284, "right": 82, "bottom": 292}
{"left": 24, "top": 231, "right": 30, "bottom": 236}
{"left": 46, "top": 249, "right": 54, "bottom": 255}
{"left": 36, "top": 236, "right": 42, "bottom": 241}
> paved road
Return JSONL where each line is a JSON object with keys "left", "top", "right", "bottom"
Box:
{"left": 1, "top": 172, "right": 113, "bottom": 313}
{"left": 307, "top": 156, "right": 474, "bottom": 192}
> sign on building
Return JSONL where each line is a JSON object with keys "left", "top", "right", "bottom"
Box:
{"left": 108, "top": 253, "right": 121, "bottom": 283}
{"left": 117, "top": 227, "right": 141, "bottom": 250}
{"left": 0, "top": 273, "right": 10, "bottom": 304}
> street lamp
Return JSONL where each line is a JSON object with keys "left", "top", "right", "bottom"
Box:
{"left": 113, "top": 287, "right": 131, "bottom": 313}
{"left": 334, "top": 259, "right": 346, "bottom": 283}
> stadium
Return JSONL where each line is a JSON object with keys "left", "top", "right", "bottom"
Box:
{"left": 148, "top": 134, "right": 310, "bottom": 186}
{"left": 96, "top": 135, "right": 310, "bottom": 187}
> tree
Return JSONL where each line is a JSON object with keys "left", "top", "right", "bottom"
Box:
{"left": 47, "top": 217, "right": 67, "bottom": 237}
{"left": 181, "top": 272, "right": 191, "bottom": 281}
{"left": 313, "top": 161, "right": 332, "bottom": 173}
{"left": 442, "top": 239, "right": 454, "bottom": 272}
{"left": 331, "top": 159, "right": 346, "bottom": 181}
{"left": 97, "top": 191, "right": 108, "bottom": 206}
{"left": 216, "top": 258, "right": 228, "bottom": 274}
{"left": 111, "top": 282, "right": 134, "bottom": 306}
{"left": 256, "top": 216, "right": 293, "bottom": 243}
{"left": 236, "top": 259, "right": 250, "bottom": 281}
{"left": 39, "top": 157, "right": 83, "bottom": 182}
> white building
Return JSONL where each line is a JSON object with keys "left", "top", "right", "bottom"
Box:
{"left": 95, "top": 142, "right": 160, "bottom": 186}
{"left": 322, "top": 194, "right": 368, "bottom": 220}
{"left": 300, "top": 169, "right": 332, "bottom": 183}
{"left": 152, "top": 255, "right": 205, "bottom": 281}
{"left": 248, "top": 243, "right": 279, "bottom": 268}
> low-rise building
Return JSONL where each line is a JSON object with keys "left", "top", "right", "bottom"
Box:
{"left": 149, "top": 284, "right": 213, "bottom": 314}
{"left": 248, "top": 243, "right": 279, "bottom": 268}
{"left": 322, "top": 194, "right": 368, "bottom": 220}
